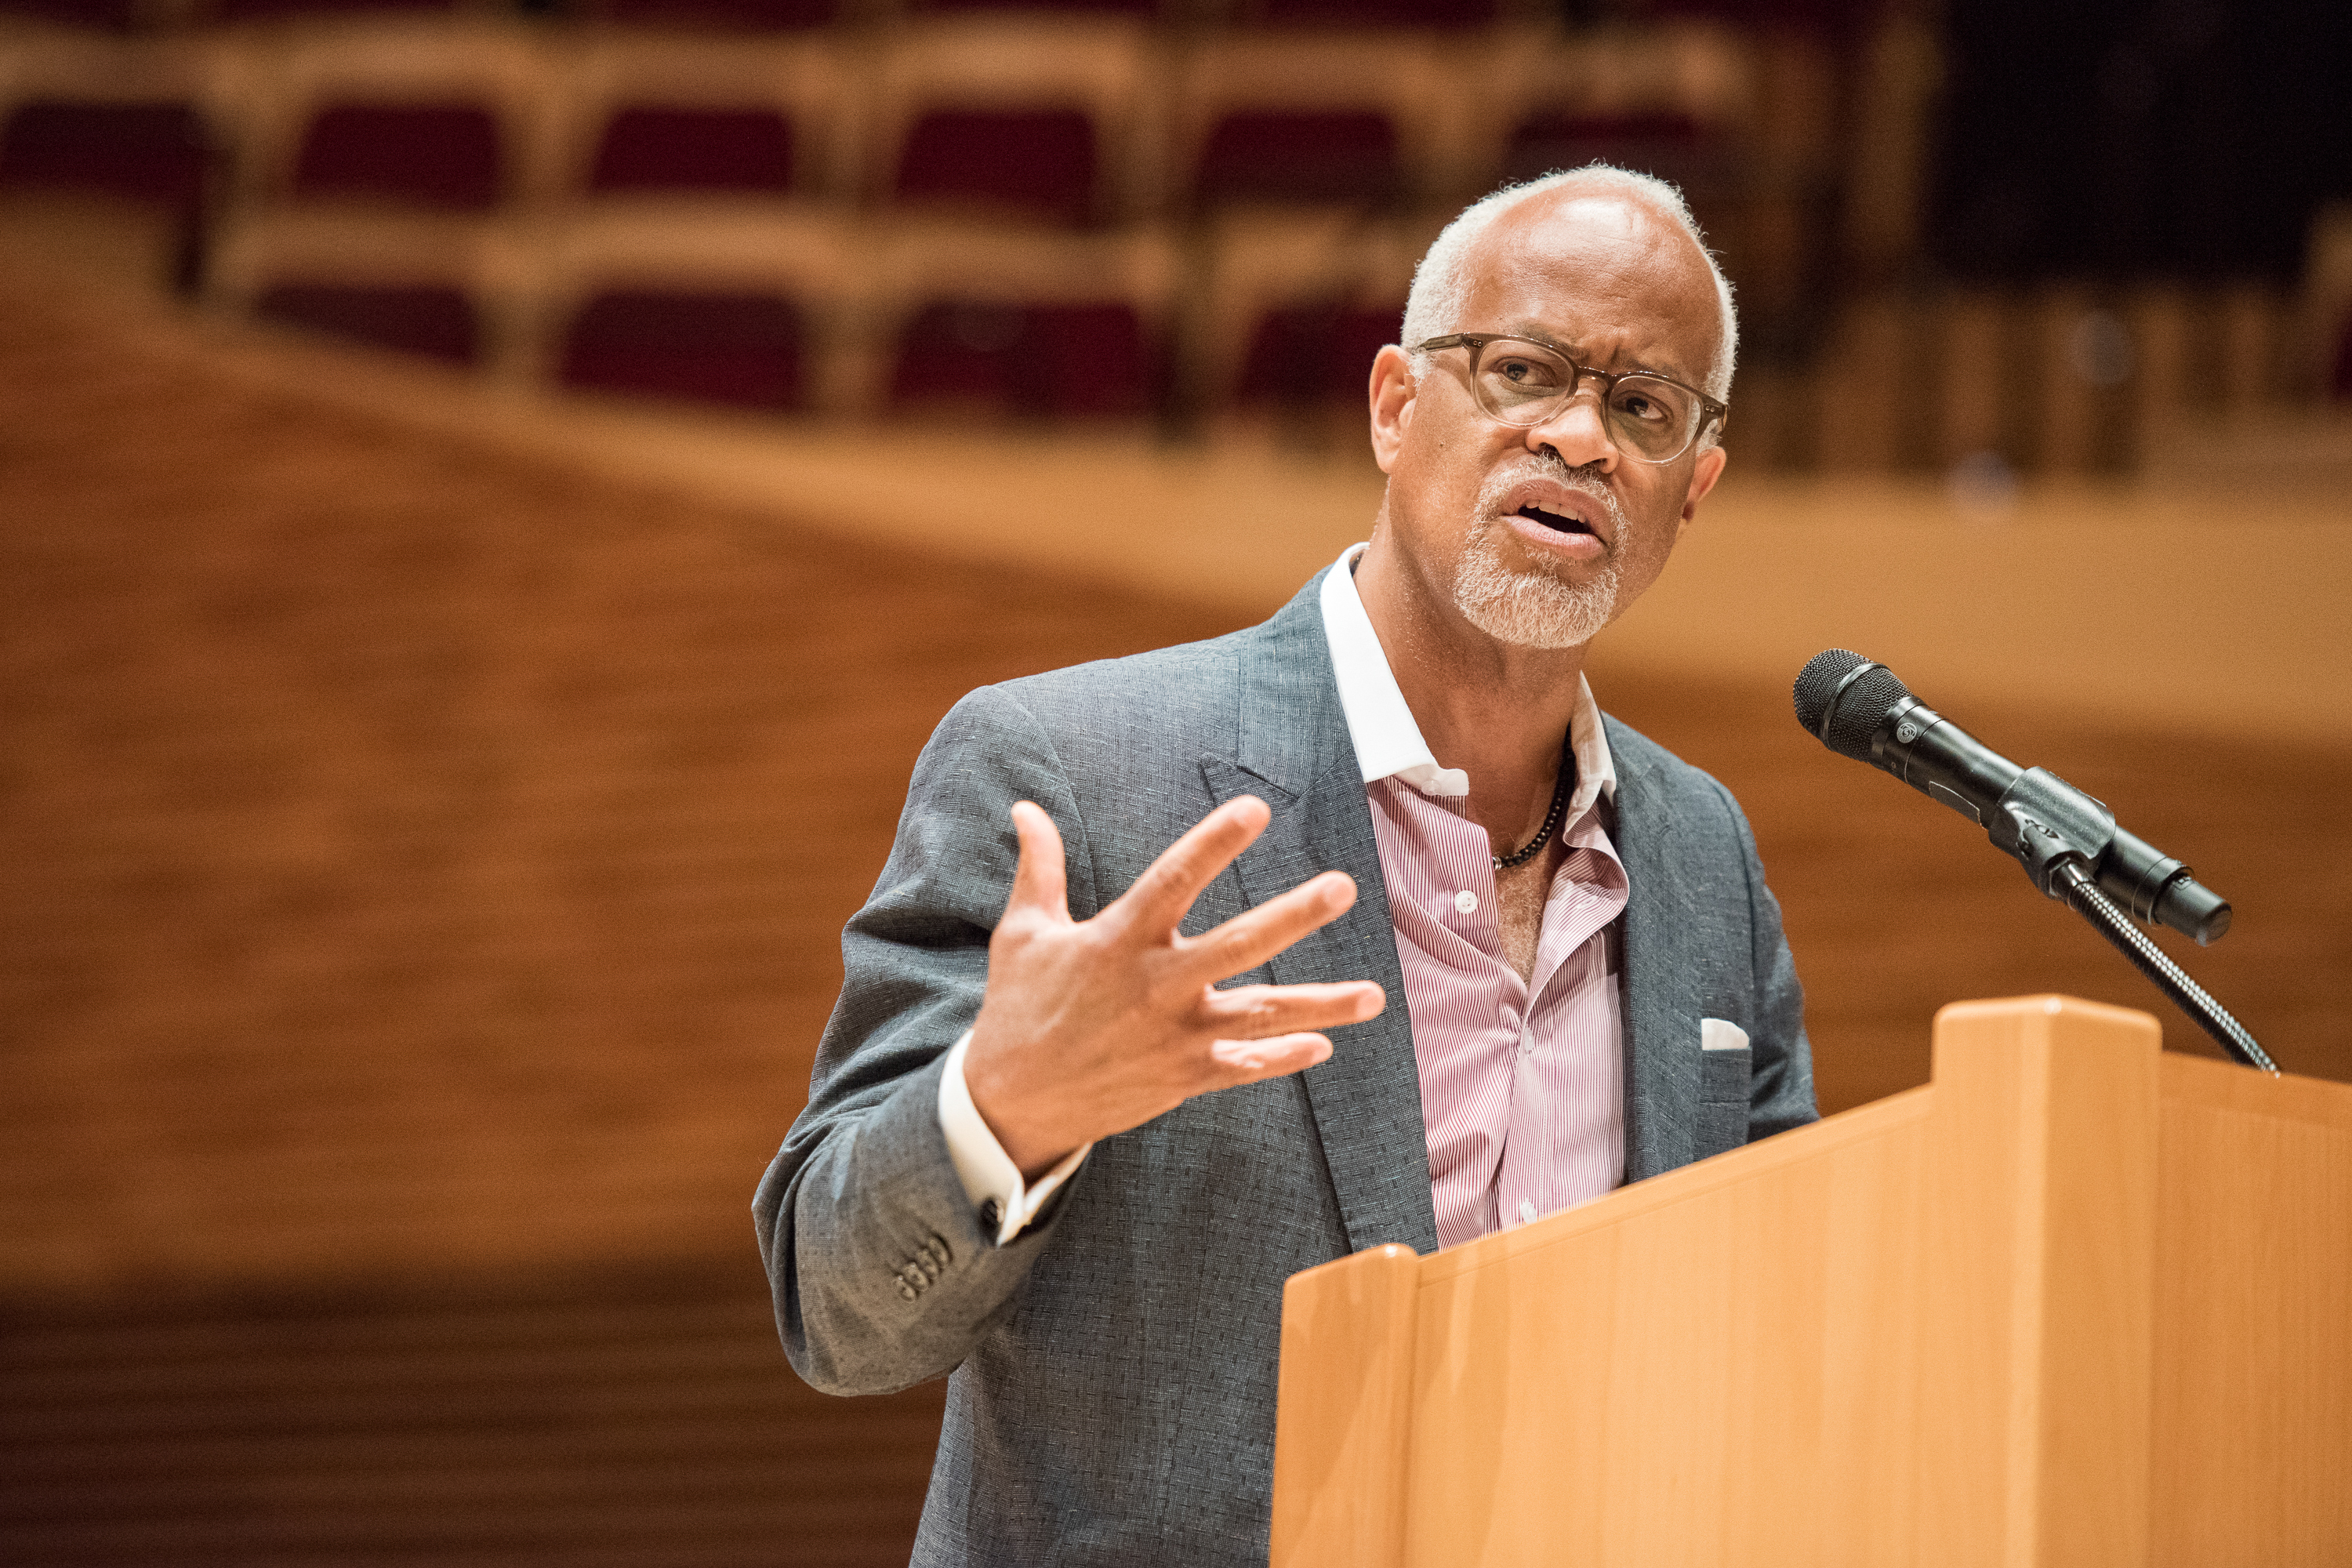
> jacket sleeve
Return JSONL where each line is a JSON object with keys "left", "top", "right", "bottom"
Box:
{"left": 1715, "top": 779, "right": 1819, "bottom": 1140}
{"left": 753, "top": 683, "right": 1098, "bottom": 1396}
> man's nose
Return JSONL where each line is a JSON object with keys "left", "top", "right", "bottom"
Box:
{"left": 1523, "top": 387, "right": 1617, "bottom": 470}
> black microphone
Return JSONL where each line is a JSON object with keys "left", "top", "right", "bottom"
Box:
{"left": 1793, "top": 649, "right": 2232, "bottom": 946}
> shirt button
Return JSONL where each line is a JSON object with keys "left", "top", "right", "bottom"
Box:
{"left": 1454, "top": 890, "right": 1479, "bottom": 914}
{"left": 1518, "top": 1199, "right": 1538, "bottom": 1225}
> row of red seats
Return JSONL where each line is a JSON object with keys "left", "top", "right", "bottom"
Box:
{"left": 1, "top": 0, "right": 1521, "bottom": 34}
{"left": 0, "top": 97, "right": 1716, "bottom": 218}
{"left": 253, "top": 284, "right": 1399, "bottom": 415}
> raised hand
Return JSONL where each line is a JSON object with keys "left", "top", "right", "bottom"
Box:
{"left": 962, "top": 796, "right": 1386, "bottom": 1178}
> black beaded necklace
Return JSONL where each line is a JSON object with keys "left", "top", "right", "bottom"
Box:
{"left": 1491, "top": 742, "right": 1573, "bottom": 870}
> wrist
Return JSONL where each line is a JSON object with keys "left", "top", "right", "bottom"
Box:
{"left": 963, "top": 1032, "right": 1077, "bottom": 1181}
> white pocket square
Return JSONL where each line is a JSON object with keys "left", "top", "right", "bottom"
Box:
{"left": 1700, "top": 1018, "right": 1750, "bottom": 1052}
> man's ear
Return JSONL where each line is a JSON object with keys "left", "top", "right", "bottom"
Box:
{"left": 1368, "top": 346, "right": 1417, "bottom": 474}
{"left": 1678, "top": 443, "right": 1727, "bottom": 537}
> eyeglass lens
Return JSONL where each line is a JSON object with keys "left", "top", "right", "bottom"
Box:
{"left": 1472, "top": 340, "right": 1698, "bottom": 459}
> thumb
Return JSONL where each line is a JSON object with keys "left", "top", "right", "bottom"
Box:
{"left": 1003, "top": 800, "right": 1071, "bottom": 924}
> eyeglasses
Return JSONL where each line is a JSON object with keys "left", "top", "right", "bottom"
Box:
{"left": 1414, "top": 332, "right": 1727, "bottom": 464}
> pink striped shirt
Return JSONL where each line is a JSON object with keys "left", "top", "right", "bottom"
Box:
{"left": 1322, "top": 546, "right": 1629, "bottom": 1248}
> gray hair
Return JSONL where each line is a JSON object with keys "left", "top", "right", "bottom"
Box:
{"left": 1399, "top": 164, "right": 1739, "bottom": 409}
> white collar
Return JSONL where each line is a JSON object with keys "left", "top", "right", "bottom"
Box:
{"left": 1317, "top": 542, "right": 1617, "bottom": 820}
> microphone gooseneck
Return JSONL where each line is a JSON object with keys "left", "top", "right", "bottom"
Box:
{"left": 2051, "top": 863, "right": 2278, "bottom": 1074}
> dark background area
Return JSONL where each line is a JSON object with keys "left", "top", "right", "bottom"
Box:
{"left": 1932, "top": 0, "right": 2352, "bottom": 282}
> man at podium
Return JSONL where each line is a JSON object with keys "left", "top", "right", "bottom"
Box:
{"left": 756, "top": 164, "right": 1817, "bottom": 1564}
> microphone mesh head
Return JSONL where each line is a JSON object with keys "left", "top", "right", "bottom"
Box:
{"left": 1793, "top": 649, "right": 1913, "bottom": 762}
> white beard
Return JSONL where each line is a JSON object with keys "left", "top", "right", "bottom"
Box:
{"left": 1450, "top": 475, "right": 1626, "bottom": 650}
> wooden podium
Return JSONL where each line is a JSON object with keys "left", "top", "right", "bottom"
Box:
{"left": 1270, "top": 996, "right": 2352, "bottom": 1567}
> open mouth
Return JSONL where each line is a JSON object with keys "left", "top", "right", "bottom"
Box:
{"left": 1516, "top": 503, "right": 1594, "bottom": 535}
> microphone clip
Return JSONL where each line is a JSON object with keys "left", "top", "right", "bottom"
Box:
{"left": 1999, "top": 803, "right": 2096, "bottom": 898}
{"left": 1991, "top": 768, "right": 2116, "bottom": 899}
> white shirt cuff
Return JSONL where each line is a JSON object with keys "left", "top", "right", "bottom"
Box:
{"left": 937, "top": 1030, "right": 1091, "bottom": 1247}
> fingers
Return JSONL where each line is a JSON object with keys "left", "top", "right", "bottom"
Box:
{"left": 1114, "top": 795, "right": 1273, "bottom": 937}
{"left": 1200, "top": 980, "right": 1385, "bottom": 1040}
{"left": 1000, "top": 800, "right": 1070, "bottom": 923}
{"left": 1175, "top": 870, "right": 1359, "bottom": 985}
{"left": 1208, "top": 1032, "right": 1335, "bottom": 1080}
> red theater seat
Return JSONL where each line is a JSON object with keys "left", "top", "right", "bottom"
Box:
{"left": 587, "top": 0, "right": 836, "bottom": 28}
{"left": 0, "top": 101, "right": 209, "bottom": 207}
{"left": 214, "top": 0, "right": 453, "bottom": 20}
{"left": 893, "top": 111, "right": 1096, "bottom": 225}
{"left": 588, "top": 108, "right": 795, "bottom": 195}
{"left": 1502, "top": 111, "right": 1713, "bottom": 189}
{"left": 891, "top": 299, "right": 1152, "bottom": 417}
{"left": 1236, "top": 304, "right": 1400, "bottom": 405}
{"left": 1253, "top": 0, "right": 1494, "bottom": 24}
{"left": 0, "top": 0, "right": 141, "bottom": 27}
{"left": 1194, "top": 112, "right": 1398, "bottom": 207}
{"left": 255, "top": 284, "right": 479, "bottom": 364}
{"left": 558, "top": 292, "right": 804, "bottom": 409}
{"left": 1648, "top": 0, "right": 1857, "bottom": 30}
{"left": 918, "top": 0, "right": 1154, "bottom": 10}
{"left": 292, "top": 104, "right": 503, "bottom": 209}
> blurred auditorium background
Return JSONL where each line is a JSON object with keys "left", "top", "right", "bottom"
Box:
{"left": 2, "top": 0, "right": 2348, "bottom": 1560}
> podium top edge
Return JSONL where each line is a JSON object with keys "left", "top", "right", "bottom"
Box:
{"left": 1933, "top": 993, "right": 2163, "bottom": 1034}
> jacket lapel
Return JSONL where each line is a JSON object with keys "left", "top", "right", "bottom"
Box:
{"left": 1197, "top": 578, "right": 1437, "bottom": 1257}
{"left": 1606, "top": 716, "right": 1700, "bottom": 1181}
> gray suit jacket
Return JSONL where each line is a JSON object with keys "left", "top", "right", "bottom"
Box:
{"left": 754, "top": 571, "right": 1815, "bottom": 1566}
